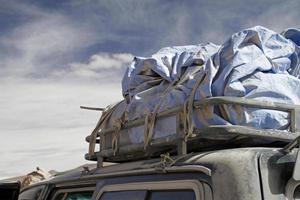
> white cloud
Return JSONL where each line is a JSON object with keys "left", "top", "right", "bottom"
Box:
{"left": 67, "top": 53, "right": 133, "bottom": 78}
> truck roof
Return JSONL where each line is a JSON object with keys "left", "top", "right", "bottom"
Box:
{"left": 21, "top": 147, "right": 297, "bottom": 200}
{"left": 33, "top": 147, "right": 293, "bottom": 184}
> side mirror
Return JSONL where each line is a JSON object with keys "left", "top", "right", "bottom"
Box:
{"left": 0, "top": 182, "right": 20, "bottom": 200}
{"left": 283, "top": 135, "right": 300, "bottom": 181}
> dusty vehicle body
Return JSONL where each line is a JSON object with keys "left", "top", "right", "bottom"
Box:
{"left": 14, "top": 147, "right": 300, "bottom": 200}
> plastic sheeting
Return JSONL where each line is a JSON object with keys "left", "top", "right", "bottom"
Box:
{"left": 111, "top": 26, "right": 300, "bottom": 144}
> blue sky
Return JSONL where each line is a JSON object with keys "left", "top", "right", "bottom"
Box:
{"left": 1, "top": 0, "right": 300, "bottom": 178}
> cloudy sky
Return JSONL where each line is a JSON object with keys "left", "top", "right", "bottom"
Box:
{"left": 1, "top": 0, "right": 300, "bottom": 178}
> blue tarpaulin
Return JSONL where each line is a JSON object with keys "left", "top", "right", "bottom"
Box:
{"left": 105, "top": 26, "right": 300, "bottom": 144}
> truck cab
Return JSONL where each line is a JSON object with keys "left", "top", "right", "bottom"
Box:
{"left": 15, "top": 146, "right": 300, "bottom": 200}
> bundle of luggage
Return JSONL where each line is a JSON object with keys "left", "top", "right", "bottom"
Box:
{"left": 87, "top": 26, "right": 300, "bottom": 162}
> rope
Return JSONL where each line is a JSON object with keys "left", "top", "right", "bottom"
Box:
{"left": 159, "top": 153, "right": 187, "bottom": 168}
{"left": 160, "top": 153, "right": 175, "bottom": 168}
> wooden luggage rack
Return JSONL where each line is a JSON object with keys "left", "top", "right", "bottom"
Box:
{"left": 85, "top": 97, "right": 300, "bottom": 168}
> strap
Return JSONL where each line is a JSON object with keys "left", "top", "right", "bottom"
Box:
{"left": 144, "top": 112, "right": 157, "bottom": 150}
{"left": 184, "top": 72, "right": 207, "bottom": 140}
{"left": 112, "top": 119, "right": 123, "bottom": 155}
{"left": 144, "top": 113, "right": 150, "bottom": 150}
{"left": 143, "top": 70, "right": 207, "bottom": 149}
{"left": 143, "top": 79, "right": 179, "bottom": 151}
{"left": 182, "top": 100, "right": 189, "bottom": 140}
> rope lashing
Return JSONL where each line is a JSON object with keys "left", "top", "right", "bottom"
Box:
{"left": 112, "top": 119, "right": 123, "bottom": 156}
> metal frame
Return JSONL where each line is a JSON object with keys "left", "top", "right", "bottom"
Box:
{"left": 86, "top": 96, "right": 300, "bottom": 165}
{"left": 95, "top": 179, "right": 210, "bottom": 200}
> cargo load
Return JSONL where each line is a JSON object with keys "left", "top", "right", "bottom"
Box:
{"left": 86, "top": 26, "right": 300, "bottom": 163}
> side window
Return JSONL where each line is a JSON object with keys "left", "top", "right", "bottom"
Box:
{"left": 19, "top": 186, "right": 44, "bottom": 200}
{"left": 97, "top": 180, "right": 211, "bottom": 200}
{"left": 100, "top": 191, "right": 147, "bottom": 200}
{"left": 51, "top": 188, "right": 94, "bottom": 200}
{"left": 53, "top": 193, "right": 65, "bottom": 200}
{"left": 57, "top": 192, "right": 93, "bottom": 200}
{"left": 99, "top": 190, "right": 195, "bottom": 200}
{"left": 148, "top": 190, "right": 196, "bottom": 200}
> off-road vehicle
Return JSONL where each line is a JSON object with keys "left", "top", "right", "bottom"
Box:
{"left": 2, "top": 97, "right": 300, "bottom": 200}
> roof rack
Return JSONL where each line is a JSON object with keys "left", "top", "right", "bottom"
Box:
{"left": 85, "top": 97, "right": 300, "bottom": 168}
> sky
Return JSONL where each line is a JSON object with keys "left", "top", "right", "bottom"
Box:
{"left": 1, "top": 0, "right": 300, "bottom": 178}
